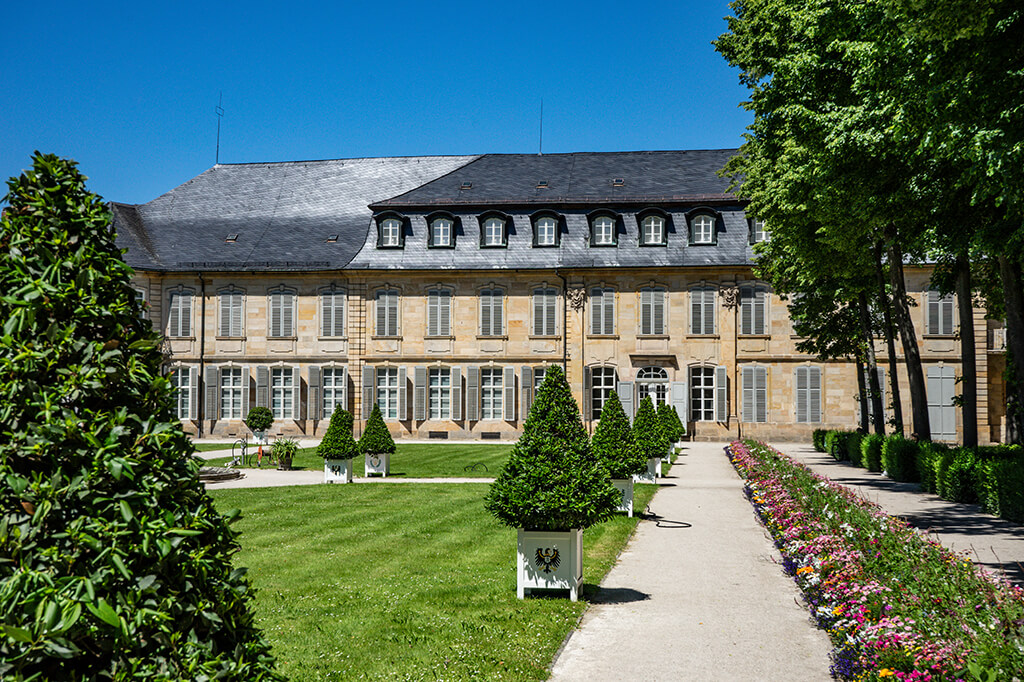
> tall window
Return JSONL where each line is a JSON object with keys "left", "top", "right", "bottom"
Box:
{"left": 795, "top": 366, "right": 822, "bottom": 423}
{"left": 740, "top": 285, "right": 767, "bottom": 335}
{"left": 533, "top": 367, "right": 546, "bottom": 393}
{"left": 691, "top": 367, "right": 715, "bottom": 422}
{"left": 751, "top": 219, "right": 768, "bottom": 243}
{"left": 481, "top": 367, "right": 503, "bottom": 420}
{"left": 271, "top": 367, "right": 294, "bottom": 420}
{"left": 690, "top": 287, "right": 716, "bottom": 335}
{"left": 321, "top": 289, "right": 346, "bottom": 337}
{"left": 482, "top": 217, "right": 505, "bottom": 247}
{"left": 323, "top": 367, "right": 345, "bottom": 417}
{"left": 637, "top": 366, "right": 668, "bottom": 406}
{"left": 479, "top": 288, "right": 504, "bottom": 336}
{"left": 590, "top": 367, "right": 617, "bottom": 420}
{"left": 692, "top": 214, "right": 715, "bottom": 244}
{"left": 376, "top": 367, "right": 399, "bottom": 419}
{"left": 591, "top": 215, "right": 616, "bottom": 246}
{"left": 430, "top": 217, "right": 453, "bottom": 247}
{"left": 219, "top": 289, "right": 244, "bottom": 337}
{"left": 134, "top": 288, "right": 147, "bottom": 320}
{"left": 927, "top": 290, "right": 955, "bottom": 335}
{"left": 379, "top": 217, "right": 402, "bottom": 247}
{"left": 220, "top": 367, "right": 243, "bottom": 419}
{"left": 167, "top": 290, "right": 192, "bottom": 337}
{"left": 429, "top": 367, "right": 452, "bottom": 419}
{"left": 171, "top": 368, "right": 192, "bottom": 419}
{"left": 640, "top": 287, "right": 666, "bottom": 335}
{"left": 534, "top": 216, "right": 557, "bottom": 246}
{"left": 741, "top": 365, "right": 768, "bottom": 423}
{"left": 640, "top": 215, "right": 665, "bottom": 245}
{"left": 427, "top": 289, "right": 451, "bottom": 336}
{"left": 268, "top": 290, "right": 295, "bottom": 338}
{"left": 375, "top": 289, "right": 399, "bottom": 337}
{"left": 590, "top": 287, "right": 615, "bottom": 335}
{"left": 533, "top": 287, "right": 558, "bottom": 336}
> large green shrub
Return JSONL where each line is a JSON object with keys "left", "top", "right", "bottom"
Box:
{"left": 881, "top": 434, "right": 920, "bottom": 482}
{"left": 846, "top": 432, "right": 864, "bottom": 467}
{"left": 915, "top": 441, "right": 950, "bottom": 494}
{"left": 937, "top": 448, "right": 979, "bottom": 504}
{"left": 244, "top": 406, "right": 274, "bottom": 433}
{"left": 978, "top": 458, "right": 1024, "bottom": 522}
{"left": 633, "top": 396, "right": 669, "bottom": 461}
{"left": 591, "top": 392, "right": 646, "bottom": 479}
{"left": 359, "top": 403, "right": 396, "bottom": 455}
{"left": 861, "top": 433, "right": 884, "bottom": 472}
{"left": 485, "top": 366, "right": 618, "bottom": 531}
{"left": 812, "top": 429, "right": 828, "bottom": 452}
{"left": 317, "top": 409, "right": 358, "bottom": 460}
{"left": 0, "top": 154, "right": 282, "bottom": 679}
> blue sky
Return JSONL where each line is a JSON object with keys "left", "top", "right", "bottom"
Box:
{"left": 1, "top": 1, "right": 751, "bottom": 205}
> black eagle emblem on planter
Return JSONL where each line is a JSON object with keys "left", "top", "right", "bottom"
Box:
{"left": 535, "top": 547, "right": 560, "bottom": 573}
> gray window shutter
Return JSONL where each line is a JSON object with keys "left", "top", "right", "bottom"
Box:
{"left": 533, "top": 291, "right": 544, "bottom": 335}
{"left": 376, "top": 292, "right": 387, "bottom": 336}
{"left": 241, "top": 364, "right": 250, "bottom": 418}
{"left": 389, "top": 293, "right": 399, "bottom": 336}
{"left": 741, "top": 366, "right": 754, "bottom": 422}
{"left": 653, "top": 289, "right": 665, "bottom": 334}
{"left": 451, "top": 367, "right": 462, "bottom": 421}
{"left": 741, "top": 288, "right": 752, "bottom": 335}
{"left": 219, "top": 294, "right": 230, "bottom": 336}
{"left": 428, "top": 292, "right": 439, "bottom": 336}
{"left": 714, "top": 365, "right": 728, "bottom": 423}
{"left": 339, "top": 366, "right": 348, "bottom": 413}
{"left": 256, "top": 365, "right": 269, "bottom": 408}
{"left": 480, "top": 291, "right": 492, "bottom": 335}
{"left": 521, "top": 366, "right": 534, "bottom": 418}
{"left": 414, "top": 365, "right": 427, "bottom": 421}
{"left": 795, "top": 367, "right": 808, "bottom": 423}
{"left": 320, "top": 292, "right": 329, "bottom": 337}
{"left": 590, "top": 289, "right": 601, "bottom": 335}
{"left": 583, "top": 366, "right": 592, "bottom": 420}
{"left": 269, "top": 293, "right": 281, "bottom": 337}
{"left": 168, "top": 293, "right": 180, "bottom": 337}
{"left": 605, "top": 289, "right": 615, "bottom": 335}
{"left": 308, "top": 365, "right": 322, "bottom": 421}
{"left": 942, "top": 296, "right": 954, "bottom": 335}
{"left": 466, "top": 366, "right": 480, "bottom": 421}
{"left": 927, "top": 291, "right": 939, "bottom": 335}
{"left": 618, "top": 381, "right": 634, "bottom": 421}
{"left": 809, "top": 367, "right": 821, "bottom": 423}
{"left": 284, "top": 294, "right": 294, "bottom": 337}
{"left": 205, "top": 366, "right": 219, "bottom": 421}
{"left": 690, "top": 290, "right": 702, "bottom": 335}
{"left": 641, "top": 289, "right": 652, "bottom": 335}
{"left": 362, "top": 365, "right": 375, "bottom": 420}
{"left": 188, "top": 366, "right": 199, "bottom": 420}
{"left": 547, "top": 291, "right": 557, "bottom": 336}
{"left": 670, "top": 381, "right": 687, "bottom": 426}
{"left": 292, "top": 366, "right": 302, "bottom": 420}
{"left": 440, "top": 291, "right": 450, "bottom": 335}
{"left": 397, "top": 366, "right": 408, "bottom": 421}
{"left": 493, "top": 291, "right": 503, "bottom": 334}
{"left": 335, "top": 293, "right": 346, "bottom": 336}
{"left": 755, "top": 366, "right": 767, "bottom": 422}
{"left": 503, "top": 366, "right": 516, "bottom": 421}
{"left": 755, "top": 289, "right": 765, "bottom": 334}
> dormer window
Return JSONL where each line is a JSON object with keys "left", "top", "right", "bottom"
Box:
{"left": 428, "top": 213, "right": 456, "bottom": 248}
{"left": 376, "top": 214, "right": 405, "bottom": 248}
{"left": 480, "top": 214, "right": 508, "bottom": 248}
{"left": 638, "top": 212, "right": 667, "bottom": 246}
{"left": 589, "top": 213, "right": 617, "bottom": 246}
{"left": 690, "top": 213, "right": 716, "bottom": 245}
{"left": 751, "top": 219, "right": 768, "bottom": 243}
{"left": 532, "top": 214, "right": 559, "bottom": 247}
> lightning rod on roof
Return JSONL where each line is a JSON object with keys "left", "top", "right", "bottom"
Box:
{"left": 215, "top": 92, "right": 225, "bottom": 165}
{"left": 538, "top": 99, "right": 543, "bottom": 156}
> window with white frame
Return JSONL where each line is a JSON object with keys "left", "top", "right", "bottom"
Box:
{"left": 167, "top": 290, "right": 193, "bottom": 337}
{"left": 321, "top": 289, "right": 345, "bottom": 337}
{"left": 692, "top": 214, "right": 715, "bottom": 244}
{"left": 220, "top": 367, "right": 243, "bottom": 419}
{"left": 795, "top": 366, "right": 822, "bottom": 423}
{"left": 268, "top": 289, "right": 295, "bottom": 338}
{"left": 533, "top": 367, "right": 546, "bottom": 394}
{"left": 376, "top": 367, "right": 399, "bottom": 419}
{"left": 640, "top": 287, "right": 666, "bottom": 335}
{"left": 428, "top": 367, "right": 452, "bottom": 419}
{"left": 482, "top": 217, "right": 506, "bottom": 247}
{"left": 479, "top": 288, "right": 504, "bottom": 336}
{"left": 323, "top": 367, "right": 345, "bottom": 417}
{"left": 379, "top": 217, "right": 403, "bottom": 247}
{"left": 134, "top": 288, "right": 147, "bottom": 319}
{"left": 219, "top": 289, "right": 244, "bottom": 337}
{"left": 740, "top": 285, "right": 767, "bottom": 335}
{"left": 741, "top": 365, "right": 768, "bottom": 423}
{"left": 375, "top": 289, "right": 399, "bottom": 337}
{"left": 690, "top": 286, "right": 716, "bottom": 335}
{"left": 171, "top": 368, "right": 192, "bottom": 419}
{"left": 480, "top": 367, "right": 503, "bottom": 420}
{"left": 532, "top": 287, "right": 558, "bottom": 336}
{"left": 270, "top": 367, "right": 294, "bottom": 420}
{"left": 534, "top": 216, "right": 557, "bottom": 246}
{"left": 590, "top": 367, "right": 617, "bottom": 420}
{"left": 637, "top": 366, "right": 668, "bottom": 406}
{"left": 427, "top": 289, "right": 451, "bottom": 336}
{"left": 640, "top": 215, "right": 665, "bottom": 245}
{"left": 430, "top": 217, "right": 453, "bottom": 247}
{"left": 691, "top": 367, "right": 715, "bottom": 421}
{"left": 591, "top": 215, "right": 616, "bottom": 246}
{"left": 751, "top": 219, "right": 768, "bottom": 243}
{"left": 590, "top": 287, "right": 615, "bottom": 335}
{"left": 927, "top": 290, "right": 955, "bottom": 335}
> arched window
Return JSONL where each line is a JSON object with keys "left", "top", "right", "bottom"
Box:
{"left": 532, "top": 214, "right": 559, "bottom": 247}
{"left": 590, "top": 214, "right": 617, "bottom": 246}
{"left": 376, "top": 213, "right": 405, "bottom": 248}
{"left": 640, "top": 215, "right": 665, "bottom": 246}
{"left": 480, "top": 214, "right": 508, "bottom": 247}
{"left": 428, "top": 214, "right": 456, "bottom": 248}
{"left": 690, "top": 214, "right": 716, "bottom": 244}
{"left": 637, "top": 366, "right": 669, "bottom": 407}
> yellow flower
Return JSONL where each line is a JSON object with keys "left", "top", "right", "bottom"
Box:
{"left": 878, "top": 669, "right": 895, "bottom": 677}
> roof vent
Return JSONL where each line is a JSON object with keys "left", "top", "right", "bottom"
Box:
{"left": 460, "top": 181, "right": 473, "bottom": 190}
{"left": 536, "top": 180, "right": 549, "bottom": 189}
{"left": 225, "top": 234, "right": 239, "bottom": 243}
{"left": 612, "top": 178, "right": 625, "bottom": 187}
{"left": 326, "top": 234, "right": 339, "bottom": 243}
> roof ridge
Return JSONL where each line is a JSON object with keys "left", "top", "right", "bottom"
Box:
{"left": 213, "top": 154, "right": 481, "bottom": 168}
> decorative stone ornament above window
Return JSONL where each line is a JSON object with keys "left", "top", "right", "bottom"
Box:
{"left": 375, "top": 213, "right": 406, "bottom": 248}
{"left": 531, "top": 212, "right": 560, "bottom": 247}
{"left": 479, "top": 212, "right": 510, "bottom": 248}
{"left": 426, "top": 212, "right": 457, "bottom": 248}
{"left": 637, "top": 209, "right": 670, "bottom": 247}
{"left": 588, "top": 211, "right": 618, "bottom": 247}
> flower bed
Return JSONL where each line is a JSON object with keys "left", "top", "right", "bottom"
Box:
{"left": 728, "top": 440, "right": 1024, "bottom": 681}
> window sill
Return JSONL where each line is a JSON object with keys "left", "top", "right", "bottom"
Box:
{"left": 476, "top": 335, "right": 508, "bottom": 340}
{"left": 638, "top": 243, "right": 668, "bottom": 248}
{"left": 589, "top": 242, "right": 618, "bottom": 248}
{"left": 528, "top": 335, "right": 562, "bottom": 340}
{"left": 371, "top": 335, "right": 403, "bottom": 340}
{"left": 738, "top": 334, "right": 771, "bottom": 339}
{"left": 689, "top": 241, "right": 717, "bottom": 246}
{"left": 427, "top": 244, "right": 455, "bottom": 249}
{"left": 924, "top": 334, "right": 957, "bottom": 340}
{"left": 425, "top": 335, "right": 455, "bottom": 340}
{"left": 587, "top": 334, "right": 620, "bottom": 340}
{"left": 317, "top": 336, "right": 349, "bottom": 341}
{"left": 268, "top": 336, "right": 297, "bottom": 341}
{"left": 167, "top": 336, "right": 196, "bottom": 341}
{"left": 687, "top": 334, "right": 720, "bottom": 339}
{"left": 216, "top": 336, "right": 247, "bottom": 341}
{"left": 637, "top": 334, "right": 670, "bottom": 339}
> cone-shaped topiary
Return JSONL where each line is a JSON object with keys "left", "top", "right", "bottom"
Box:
{"left": 0, "top": 154, "right": 282, "bottom": 679}
{"left": 634, "top": 396, "right": 669, "bottom": 461}
{"left": 591, "top": 391, "right": 646, "bottom": 479}
{"left": 359, "top": 403, "right": 396, "bottom": 455}
{"left": 485, "top": 365, "right": 619, "bottom": 531}
{"left": 318, "top": 409, "right": 358, "bottom": 459}
{"left": 657, "top": 401, "right": 684, "bottom": 443}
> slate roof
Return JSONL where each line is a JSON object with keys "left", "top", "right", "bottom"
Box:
{"left": 112, "top": 155, "right": 480, "bottom": 272}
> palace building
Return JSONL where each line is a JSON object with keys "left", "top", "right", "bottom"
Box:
{"left": 111, "top": 150, "right": 1007, "bottom": 443}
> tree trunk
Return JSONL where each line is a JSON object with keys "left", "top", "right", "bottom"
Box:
{"left": 858, "top": 291, "right": 886, "bottom": 434}
{"left": 856, "top": 357, "right": 869, "bottom": 433}
{"left": 998, "top": 254, "right": 1024, "bottom": 443}
{"left": 887, "top": 235, "right": 931, "bottom": 441}
{"left": 875, "top": 242, "right": 904, "bottom": 435}
{"left": 956, "top": 252, "right": 978, "bottom": 448}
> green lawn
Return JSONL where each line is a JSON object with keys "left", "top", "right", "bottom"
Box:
{"left": 209, "top": 482, "right": 658, "bottom": 681}
{"left": 191, "top": 442, "right": 236, "bottom": 452}
{"left": 206, "top": 442, "right": 514, "bottom": 477}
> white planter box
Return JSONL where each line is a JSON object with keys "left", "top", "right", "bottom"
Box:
{"left": 634, "top": 457, "right": 660, "bottom": 484}
{"left": 365, "top": 452, "right": 390, "bottom": 477}
{"left": 612, "top": 478, "right": 634, "bottom": 517}
{"left": 324, "top": 458, "right": 353, "bottom": 484}
{"left": 516, "top": 528, "right": 583, "bottom": 601}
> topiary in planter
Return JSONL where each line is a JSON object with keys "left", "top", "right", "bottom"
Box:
{"left": 657, "top": 401, "right": 685, "bottom": 444}
{"left": 359, "top": 403, "right": 396, "bottom": 455}
{"left": 245, "top": 406, "right": 274, "bottom": 434}
{"left": 633, "top": 396, "right": 669, "bottom": 461}
{"left": 591, "top": 392, "right": 646, "bottom": 479}
{"left": 485, "top": 365, "right": 618, "bottom": 531}
{"left": 0, "top": 154, "right": 282, "bottom": 679}
{"left": 317, "top": 409, "right": 358, "bottom": 460}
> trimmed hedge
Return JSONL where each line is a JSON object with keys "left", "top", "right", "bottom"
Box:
{"left": 861, "top": 433, "right": 884, "bottom": 473}
{"left": 846, "top": 432, "right": 864, "bottom": 468}
{"left": 915, "top": 441, "right": 950, "bottom": 494}
{"left": 881, "top": 434, "right": 919, "bottom": 482}
{"left": 812, "top": 429, "right": 828, "bottom": 453}
{"left": 979, "top": 457, "right": 1024, "bottom": 523}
